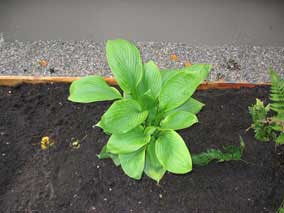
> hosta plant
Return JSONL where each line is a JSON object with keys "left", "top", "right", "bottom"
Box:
{"left": 69, "top": 39, "right": 244, "bottom": 182}
{"left": 249, "top": 70, "right": 284, "bottom": 145}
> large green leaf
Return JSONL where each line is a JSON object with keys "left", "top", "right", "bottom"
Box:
{"left": 183, "top": 64, "right": 211, "bottom": 82}
{"left": 159, "top": 64, "right": 210, "bottom": 112}
{"left": 138, "top": 90, "right": 157, "bottom": 110}
{"left": 97, "top": 99, "right": 148, "bottom": 134}
{"left": 160, "top": 111, "right": 198, "bottom": 130}
{"left": 156, "top": 130, "right": 192, "bottom": 174}
{"left": 106, "top": 126, "right": 150, "bottom": 154}
{"left": 119, "top": 148, "right": 146, "bottom": 180}
{"left": 160, "top": 64, "right": 211, "bottom": 85}
{"left": 97, "top": 145, "right": 120, "bottom": 166}
{"left": 159, "top": 71, "right": 204, "bottom": 112}
{"left": 144, "top": 141, "right": 166, "bottom": 183}
{"left": 160, "top": 69, "right": 179, "bottom": 84}
{"left": 171, "top": 98, "right": 205, "bottom": 115}
{"left": 138, "top": 60, "right": 162, "bottom": 98}
{"left": 144, "top": 126, "right": 157, "bottom": 137}
{"left": 68, "top": 76, "right": 122, "bottom": 103}
{"left": 106, "top": 39, "right": 143, "bottom": 94}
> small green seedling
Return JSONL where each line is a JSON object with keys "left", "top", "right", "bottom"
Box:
{"left": 249, "top": 70, "right": 284, "bottom": 145}
{"left": 192, "top": 136, "right": 245, "bottom": 166}
{"left": 69, "top": 39, "right": 244, "bottom": 182}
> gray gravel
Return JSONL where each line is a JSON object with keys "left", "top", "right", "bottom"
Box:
{"left": 0, "top": 40, "right": 283, "bottom": 82}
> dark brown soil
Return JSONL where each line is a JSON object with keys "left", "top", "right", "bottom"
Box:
{"left": 0, "top": 84, "right": 283, "bottom": 213}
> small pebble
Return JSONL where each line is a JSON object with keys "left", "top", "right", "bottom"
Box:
{"left": 159, "top": 193, "right": 163, "bottom": 198}
{"left": 96, "top": 165, "right": 100, "bottom": 169}
{"left": 109, "top": 188, "right": 112, "bottom": 191}
{"left": 2, "top": 153, "right": 6, "bottom": 157}
{"left": 103, "top": 198, "right": 107, "bottom": 201}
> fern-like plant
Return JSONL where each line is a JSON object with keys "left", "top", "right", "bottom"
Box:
{"left": 249, "top": 70, "right": 284, "bottom": 145}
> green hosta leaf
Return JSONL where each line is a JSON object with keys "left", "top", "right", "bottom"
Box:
{"left": 183, "top": 64, "right": 211, "bottom": 82}
{"left": 192, "top": 137, "right": 245, "bottom": 166}
{"left": 97, "top": 99, "right": 148, "bottom": 134}
{"left": 145, "top": 126, "right": 157, "bottom": 137}
{"left": 172, "top": 98, "right": 205, "bottom": 115}
{"left": 106, "top": 39, "right": 143, "bottom": 94}
{"left": 159, "top": 72, "right": 193, "bottom": 111}
{"left": 276, "top": 133, "right": 284, "bottom": 145}
{"left": 160, "top": 64, "right": 211, "bottom": 85}
{"left": 106, "top": 126, "right": 150, "bottom": 154}
{"left": 119, "top": 148, "right": 146, "bottom": 180}
{"left": 68, "top": 76, "right": 122, "bottom": 103}
{"left": 97, "top": 145, "right": 120, "bottom": 166}
{"left": 160, "top": 69, "right": 179, "bottom": 84}
{"left": 138, "top": 60, "right": 162, "bottom": 98}
{"left": 145, "top": 106, "right": 159, "bottom": 125}
{"left": 160, "top": 111, "right": 198, "bottom": 130}
{"left": 144, "top": 141, "right": 166, "bottom": 183}
{"left": 138, "top": 90, "right": 157, "bottom": 110}
{"left": 159, "top": 70, "right": 209, "bottom": 112}
{"left": 156, "top": 130, "right": 192, "bottom": 174}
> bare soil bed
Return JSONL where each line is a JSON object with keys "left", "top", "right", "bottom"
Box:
{"left": 0, "top": 84, "right": 283, "bottom": 212}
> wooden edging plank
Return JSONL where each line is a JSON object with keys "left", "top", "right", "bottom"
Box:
{"left": 0, "top": 76, "right": 270, "bottom": 89}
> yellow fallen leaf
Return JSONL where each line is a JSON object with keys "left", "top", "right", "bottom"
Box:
{"left": 39, "top": 60, "right": 48, "bottom": 68}
{"left": 40, "top": 136, "right": 54, "bottom": 150}
{"left": 184, "top": 61, "right": 192, "bottom": 67}
{"left": 170, "top": 54, "right": 179, "bottom": 62}
{"left": 71, "top": 140, "right": 80, "bottom": 149}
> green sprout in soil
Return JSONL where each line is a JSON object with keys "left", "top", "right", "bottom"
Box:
{"left": 248, "top": 70, "right": 284, "bottom": 145}
{"left": 68, "top": 39, "right": 245, "bottom": 182}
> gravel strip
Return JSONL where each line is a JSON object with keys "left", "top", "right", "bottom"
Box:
{"left": 0, "top": 40, "right": 283, "bottom": 82}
